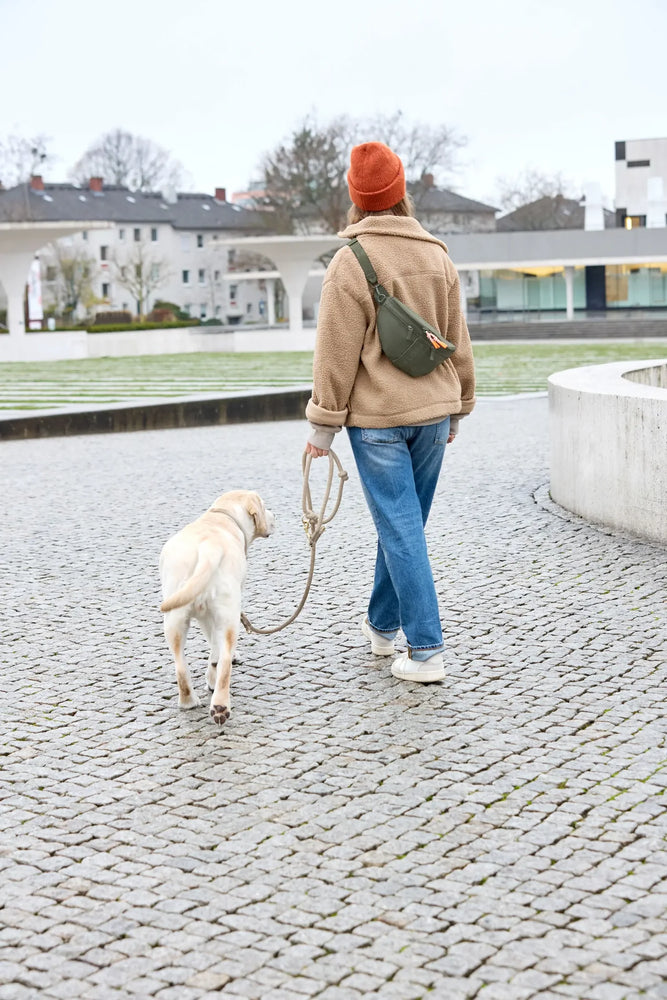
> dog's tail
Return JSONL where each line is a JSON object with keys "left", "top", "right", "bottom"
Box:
{"left": 160, "top": 542, "right": 221, "bottom": 613}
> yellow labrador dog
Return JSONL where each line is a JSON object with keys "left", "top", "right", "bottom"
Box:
{"left": 159, "top": 490, "right": 275, "bottom": 725}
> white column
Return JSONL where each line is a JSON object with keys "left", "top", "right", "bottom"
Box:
{"left": 563, "top": 266, "right": 575, "bottom": 320}
{"left": 458, "top": 269, "right": 468, "bottom": 319}
{"left": 278, "top": 260, "right": 312, "bottom": 336}
{"left": 583, "top": 182, "right": 604, "bottom": 231}
{"left": 266, "top": 278, "right": 276, "bottom": 326}
{"left": 0, "top": 252, "right": 34, "bottom": 339}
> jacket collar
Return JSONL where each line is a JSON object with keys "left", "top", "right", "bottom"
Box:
{"left": 338, "top": 215, "right": 449, "bottom": 254}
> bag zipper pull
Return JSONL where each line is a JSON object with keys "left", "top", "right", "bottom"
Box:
{"left": 425, "top": 330, "right": 446, "bottom": 349}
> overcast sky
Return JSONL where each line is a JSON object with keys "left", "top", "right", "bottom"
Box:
{"left": 2, "top": 0, "right": 665, "bottom": 208}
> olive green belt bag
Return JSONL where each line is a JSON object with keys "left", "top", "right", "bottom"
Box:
{"left": 347, "top": 238, "right": 456, "bottom": 377}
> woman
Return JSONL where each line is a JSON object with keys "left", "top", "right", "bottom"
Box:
{"left": 305, "top": 141, "right": 475, "bottom": 683}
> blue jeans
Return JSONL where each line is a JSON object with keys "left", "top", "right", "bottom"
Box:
{"left": 347, "top": 419, "right": 449, "bottom": 659}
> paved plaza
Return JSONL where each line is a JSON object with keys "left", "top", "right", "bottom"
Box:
{"left": 1, "top": 395, "right": 666, "bottom": 1000}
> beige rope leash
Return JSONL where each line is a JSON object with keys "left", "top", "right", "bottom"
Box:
{"left": 240, "top": 449, "right": 348, "bottom": 635}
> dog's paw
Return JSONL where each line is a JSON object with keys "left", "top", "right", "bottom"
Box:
{"left": 210, "top": 703, "right": 230, "bottom": 726}
{"left": 178, "top": 692, "right": 200, "bottom": 709}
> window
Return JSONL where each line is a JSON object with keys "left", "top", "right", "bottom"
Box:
{"left": 82, "top": 230, "right": 88, "bottom": 241}
{"left": 122, "top": 302, "right": 128, "bottom": 310}
{"left": 133, "top": 228, "right": 141, "bottom": 241}
{"left": 214, "top": 269, "right": 220, "bottom": 282}
{"left": 215, "top": 305, "right": 222, "bottom": 317}
{"left": 246, "top": 303, "right": 252, "bottom": 314}
{"left": 624, "top": 215, "right": 647, "bottom": 229}
{"left": 102, "top": 282, "right": 110, "bottom": 298}
{"left": 200, "top": 303, "right": 207, "bottom": 319}
{"left": 196, "top": 234, "right": 204, "bottom": 248}
{"left": 151, "top": 264, "right": 160, "bottom": 281}
{"left": 100, "top": 245, "right": 108, "bottom": 261}
{"left": 229, "top": 284, "right": 238, "bottom": 301}
{"left": 151, "top": 227, "right": 158, "bottom": 241}
{"left": 198, "top": 268, "right": 205, "bottom": 285}
{"left": 628, "top": 159, "right": 650, "bottom": 168}
{"left": 135, "top": 265, "right": 141, "bottom": 278}
{"left": 182, "top": 269, "right": 190, "bottom": 284}
{"left": 118, "top": 228, "right": 125, "bottom": 241}
{"left": 615, "top": 141, "right": 626, "bottom": 161}
{"left": 183, "top": 303, "right": 192, "bottom": 315}
{"left": 45, "top": 266, "right": 56, "bottom": 282}
{"left": 227, "top": 249, "right": 236, "bottom": 267}
{"left": 120, "top": 266, "right": 127, "bottom": 279}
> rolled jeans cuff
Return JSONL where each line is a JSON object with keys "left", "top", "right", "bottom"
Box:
{"left": 409, "top": 644, "right": 445, "bottom": 661}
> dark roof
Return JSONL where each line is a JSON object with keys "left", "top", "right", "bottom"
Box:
{"left": 409, "top": 184, "right": 498, "bottom": 215}
{"left": 0, "top": 182, "right": 270, "bottom": 232}
{"left": 497, "top": 195, "right": 617, "bottom": 232}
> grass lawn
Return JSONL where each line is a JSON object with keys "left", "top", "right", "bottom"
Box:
{"left": 1, "top": 341, "right": 666, "bottom": 410}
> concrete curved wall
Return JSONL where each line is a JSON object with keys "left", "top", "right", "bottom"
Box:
{"left": 548, "top": 359, "right": 667, "bottom": 546}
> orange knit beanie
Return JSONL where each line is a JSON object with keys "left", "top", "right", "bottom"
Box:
{"left": 347, "top": 142, "right": 406, "bottom": 212}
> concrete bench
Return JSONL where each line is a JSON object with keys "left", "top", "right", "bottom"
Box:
{"left": 549, "top": 359, "right": 667, "bottom": 546}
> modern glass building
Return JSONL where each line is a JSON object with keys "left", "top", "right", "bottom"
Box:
{"left": 475, "top": 262, "right": 667, "bottom": 314}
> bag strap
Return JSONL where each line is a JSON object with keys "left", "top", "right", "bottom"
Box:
{"left": 347, "top": 239, "right": 378, "bottom": 284}
{"left": 347, "top": 239, "right": 388, "bottom": 304}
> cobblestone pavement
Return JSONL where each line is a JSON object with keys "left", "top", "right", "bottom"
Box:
{"left": 1, "top": 396, "right": 665, "bottom": 1000}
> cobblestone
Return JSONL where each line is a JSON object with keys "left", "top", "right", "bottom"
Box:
{"left": 1, "top": 396, "right": 665, "bottom": 998}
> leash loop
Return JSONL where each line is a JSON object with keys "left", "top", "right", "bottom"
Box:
{"left": 240, "top": 448, "right": 347, "bottom": 635}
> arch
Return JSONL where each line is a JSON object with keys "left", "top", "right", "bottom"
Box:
{"left": 218, "top": 235, "right": 343, "bottom": 335}
{"left": 0, "top": 222, "right": 112, "bottom": 339}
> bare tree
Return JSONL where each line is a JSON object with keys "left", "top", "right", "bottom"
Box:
{"left": 368, "top": 110, "right": 465, "bottom": 186}
{"left": 195, "top": 241, "right": 229, "bottom": 319}
{"left": 260, "top": 115, "right": 355, "bottom": 234}
{"left": 0, "top": 133, "right": 54, "bottom": 187}
{"left": 258, "top": 112, "right": 465, "bottom": 234}
{"left": 46, "top": 241, "right": 99, "bottom": 322}
{"left": 70, "top": 129, "right": 189, "bottom": 193}
{"left": 496, "top": 169, "right": 573, "bottom": 213}
{"left": 112, "top": 241, "right": 170, "bottom": 316}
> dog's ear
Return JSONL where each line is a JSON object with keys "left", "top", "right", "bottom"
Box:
{"left": 247, "top": 495, "right": 269, "bottom": 537}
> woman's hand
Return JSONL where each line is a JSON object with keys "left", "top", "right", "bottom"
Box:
{"left": 447, "top": 432, "right": 456, "bottom": 444}
{"left": 305, "top": 442, "right": 329, "bottom": 458}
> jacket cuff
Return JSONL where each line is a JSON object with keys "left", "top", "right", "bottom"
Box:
{"left": 308, "top": 423, "right": 337, "bottom": 451}
{"left": 449, "top": 416, "right": 459, "bottom": 436}
{"left": 305, "top": 397, "right": 348, "bottom": 426}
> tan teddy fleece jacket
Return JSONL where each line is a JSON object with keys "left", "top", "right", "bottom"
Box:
{"left": 306, "top": 215, "right": 476, "bottom": 449}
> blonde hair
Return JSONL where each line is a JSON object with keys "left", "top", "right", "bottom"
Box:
{"left": 347, "top": 194, "right": 415, "bottom": 225}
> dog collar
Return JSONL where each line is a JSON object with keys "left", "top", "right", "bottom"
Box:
{"left": 209, "top": 508, "right": 248, "bottom": 554}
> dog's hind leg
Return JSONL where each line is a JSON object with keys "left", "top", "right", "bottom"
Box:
{"left": 164, "top": 613, "right": 200, "bottom": 709}
{"left": 200, "top": 618, "right": 219, "bottom": 692}
{"left": 209, "top": 625, "right": 236, "bottom": 726}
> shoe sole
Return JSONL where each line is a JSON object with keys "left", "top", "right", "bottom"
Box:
{"left": 391, "top": 666, "right": 446, "bottom": 683}
{"left": 361, "top": 619, "right": 395, "bottom": 656}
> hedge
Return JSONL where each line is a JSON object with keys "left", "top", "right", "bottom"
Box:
{"left": 87, "top": 320, "right": 201, "bottom": 333}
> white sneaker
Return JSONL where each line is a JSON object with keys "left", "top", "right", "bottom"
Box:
{"left": 361, "top": 617, "right": 396, "bottom": 656}
{"left": 391, "top": 651, "right": 445, "bottom": 683}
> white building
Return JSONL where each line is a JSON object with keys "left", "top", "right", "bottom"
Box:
{"left": 0, "top": 176, "right": 280, "bottom": 325}
{"left": 615, "top": 137, "right": 667, "bottom": 229}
